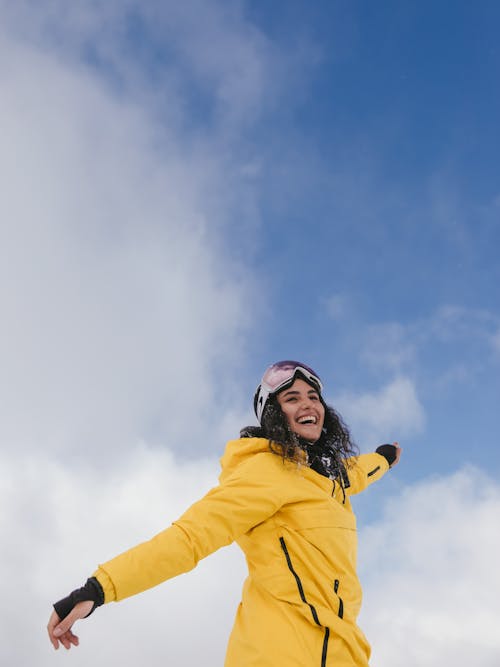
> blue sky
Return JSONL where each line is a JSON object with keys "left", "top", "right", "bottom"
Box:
{"left": 1, "top": 2, "right": 499, "bottom": 665}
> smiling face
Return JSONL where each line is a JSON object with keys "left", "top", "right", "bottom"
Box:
{"left": 276, "top": 377, "right": 325, "bottom": 442}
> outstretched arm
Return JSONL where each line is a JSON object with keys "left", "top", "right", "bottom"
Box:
{"left": 47, "top": 450, "right": 288, "bottom": 648}
{"left": 93, "top": 453, "right": 287, "bottom": 602}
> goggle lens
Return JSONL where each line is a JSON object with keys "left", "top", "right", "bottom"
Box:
{"left": 261, "top": 360, "right": 322, "bottom": 393}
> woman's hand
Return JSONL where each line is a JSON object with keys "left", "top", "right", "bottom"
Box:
{"left": 390, "top": 441, "right": 402, "bottom": 468}
{"left": 47, "top": 600, "right": 93, "bottom": 650}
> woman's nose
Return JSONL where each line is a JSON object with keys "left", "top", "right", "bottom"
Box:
{"left": 299, "top": 395, "right": 314, "bottom": 407}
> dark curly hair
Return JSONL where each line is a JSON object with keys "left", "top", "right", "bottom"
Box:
{"left": 241, "top": 393, "right": 359, "bottom": 474}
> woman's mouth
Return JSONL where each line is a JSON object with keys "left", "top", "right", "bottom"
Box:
{"left": 297, "top": 415, "right": 317, "bottom": 425}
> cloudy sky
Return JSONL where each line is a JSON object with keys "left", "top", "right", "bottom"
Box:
{"left": 1, "top": 1, "right": 499, "bottom": 665}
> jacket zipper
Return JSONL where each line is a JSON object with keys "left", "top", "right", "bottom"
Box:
{"left": 321, "top": 627, "right": 330, "bottom": 666}
{"left": 279, "top": 537, "right": 330, "bottom": 667}
{"left": 333, "top": 579, "right": 344, "bottom": 619}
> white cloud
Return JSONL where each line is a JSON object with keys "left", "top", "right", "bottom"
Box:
{"left": 360, "top": 322, "right": 417, "bottom": 373}
{"left": 0, "top": 7, "right": 276, "bottom": 662}
{"left": 359, "top": 467, "right": 500, "bottom": 667}
{"left": 333, "top": 377, "right": 425, "bottom": 447}
{"left": 0, "top": 0, "right": 280, "bottom": 130}
{"left": 360, "top": 306, "right": 500, "bottom": 375}
{"left": 0, "top": 8, "right": 269, "bottom": 661}
{"left": 0, "top": 3, "right": 269, "bottom": 460}
{"left": 427, "top": 305, "right": 496, "bottom": 342}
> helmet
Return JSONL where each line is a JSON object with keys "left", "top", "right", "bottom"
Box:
{"left": 253, "top": 360, "right": 323, "bottom": 423}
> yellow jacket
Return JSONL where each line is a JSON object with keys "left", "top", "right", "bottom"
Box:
{"left": 94, "top": 438, "right": 389, "bottom": 666}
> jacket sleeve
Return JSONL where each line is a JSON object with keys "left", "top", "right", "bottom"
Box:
{"left": 344, "top": 452, "right": 390, "bottom": 496}
{"left": 93, "top": 454, "right": 286, "bottom": 603}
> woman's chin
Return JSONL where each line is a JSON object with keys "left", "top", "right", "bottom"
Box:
{"left": 294, "top": 427, "right": 321, "bottom": 442}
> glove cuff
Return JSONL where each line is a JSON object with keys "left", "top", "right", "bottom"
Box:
{"left": 53, "top": 576, "right": 104, "bottom": 620}
{"left": 375, "top": 444, "right": 398, "bottom": 466}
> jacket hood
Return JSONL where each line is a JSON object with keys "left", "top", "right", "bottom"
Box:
{"left": 219, "top": 437, "right": 271, "bottom": 483}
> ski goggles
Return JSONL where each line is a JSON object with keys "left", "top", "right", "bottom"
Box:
{"left": 254, "top": 360, "right": 323, "bottom": 423}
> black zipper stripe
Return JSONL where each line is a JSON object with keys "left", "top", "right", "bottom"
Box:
{"left": 367, "top": 465, "right": 381, "bottom": 477}
{"left": 334, "top": 579, "right": 344, "bottom": 618}
{"left": 321, "top": 627, "right": 330, "bottom": 667}
{"left": 340, "top": 464, "right": 350, "bottom": 489}
{"left": 279, "top": 537, "right": 321, "bottom": 626}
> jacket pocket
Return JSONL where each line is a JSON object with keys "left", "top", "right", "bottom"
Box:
{"left": 279, "top": 536, "right": 321, "bottom": 626}
{"left": 280, "top": 536, "right": 330, "bottom": 667}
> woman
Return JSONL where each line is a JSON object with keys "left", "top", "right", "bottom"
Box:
{"left": 48, "top": 360, "right": 401, "bottom": 666}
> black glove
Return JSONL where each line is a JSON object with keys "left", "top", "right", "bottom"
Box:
{"left": 53, "top": 577, "right": 104, "bottom": 621}
{"left": 376, "top": 444, "right": 398, "bottom": 467}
